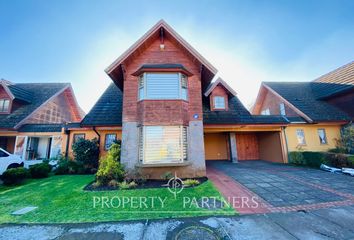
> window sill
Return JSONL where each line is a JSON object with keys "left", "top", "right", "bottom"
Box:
{"left": 136, "top": 162, "right": 191, "bottom": 168}
{"left": 137, "top": 99, "right": 189, "bottom": 103}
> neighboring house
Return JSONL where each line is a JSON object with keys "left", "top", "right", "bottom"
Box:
{"left": 65, "top": 20, "right": 290, "bottom": 179}
{"left": 252, "top": 62, "right": 353, "bottom": 152}
{"left": 312, "top": 61, "right": 354, "bottom": 120}
{"left": 0, "top": 79, "right": 84, "bottom": 161}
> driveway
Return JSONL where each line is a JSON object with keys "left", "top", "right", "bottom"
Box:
{"left": 207, "top": 160, "right": 354, "bottom": 213}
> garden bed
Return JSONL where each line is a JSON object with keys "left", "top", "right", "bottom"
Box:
{"left": 84, "top": 177, "right": 208, "bottom": 191}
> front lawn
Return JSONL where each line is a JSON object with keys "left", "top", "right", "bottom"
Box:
{"left": 0, "top": 175, "right": 235, "bottom": 223}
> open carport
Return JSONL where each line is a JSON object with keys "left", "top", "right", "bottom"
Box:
{"left": 204, "top": 125, "right": 288, "bottom": 163}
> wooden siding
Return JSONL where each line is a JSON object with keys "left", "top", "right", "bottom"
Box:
{"left": 236, "top": 133, "right": 259, "bottom": 160}
{"left": 204, "top": 133, "right": 229, "bottom": 160}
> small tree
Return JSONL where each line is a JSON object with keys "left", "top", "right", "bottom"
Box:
{"left": 96, "top": 141, "right": 124, "bottom": 185}
{"left": 72, "top": 138, "right": 99, "bottom": 169}
{"left": 334, "top": 125, "right": 354, "bottom": 154}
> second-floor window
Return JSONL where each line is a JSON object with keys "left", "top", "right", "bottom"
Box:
{"left": 213, "top": 96, "right": 225, "bottom": 109}
{"left": 0, "top": 99, "right": 10, "bottom": 112}
{"left": 138, "top": 73, "right": 188, "bottom": 100}
{"left": 261, "top": 108, "right": 270, "bottom": 115}
{"left": 279, "top": 103, "right": 286, "bottom": 116}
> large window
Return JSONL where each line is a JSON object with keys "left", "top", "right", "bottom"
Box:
{"left": 296, "top": 129, "right": 306, "bottom": 145}
{"left": 104, "top": 133, "right": 117, "bottom": 150}
{"left": 138, "top": 73, "right": 188, "bottom": 100}
{"left": 139, "top": 126, "right": 188, "bottom": 164}
{"left": 213, "top": 96, "right": 226, "bottom": 109}
{"left": 279, "top": 103, "right": 286, "bottom": 116}
{"left": 317, "top": 129, "right": 328, "bottom": 144}
{"left": 0, "top": 99, "right": 10, "bottom": 112}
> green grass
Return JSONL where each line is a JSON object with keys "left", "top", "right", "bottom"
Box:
{"left": 0, "top": 175, "right": 236, "bottom": 223}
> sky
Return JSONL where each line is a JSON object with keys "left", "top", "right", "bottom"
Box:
{"left": 1, "top": 0, "right": 354, "bottom": 112}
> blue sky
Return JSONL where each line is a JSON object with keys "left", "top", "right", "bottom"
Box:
{"left": 1, "top": 0, "right": 354, "bottom": 112}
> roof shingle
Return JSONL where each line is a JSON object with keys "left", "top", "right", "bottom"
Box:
{"left": 81, "top": 83, "right": 123, "bottom": 126}
{"left": 264, "top": 82, "right": 350, "bottom": 122}
{"left": 0, "top": 83, "right": 69, "bottom": 129}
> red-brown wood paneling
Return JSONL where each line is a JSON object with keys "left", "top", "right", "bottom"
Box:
{"left": 236, "top": 133, "right": 259, "bottom": 160}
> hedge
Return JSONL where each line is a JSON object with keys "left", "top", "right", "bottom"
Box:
{"left": 289, "top": 151, "right": 354, "bottom": 168}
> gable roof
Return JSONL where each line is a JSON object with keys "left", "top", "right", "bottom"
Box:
{"left": 0, "top": 83, "right": 83, "bottom": 129}
{"left": 204, "top": 77, "right": 237, "bottom": 97}
{"left": 81, "top": 83, "right": 123, "bottom": 126}
{"left": 203, "top": 95, "right": 288, "bottom": 125}
{"left": 312, "top": 61, "right": 354, "bottom": 99}
{"left": 0, "top": 80, "right": 32, "bottom": 103}
{"left": 105, "top": 20, "right": 217, "bottom": 90}
{"left": 262, "top": 82, "right": 350, "bottom": 123}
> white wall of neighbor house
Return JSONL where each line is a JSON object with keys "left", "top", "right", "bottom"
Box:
{"left": 37, "top": 137, "right": 49, "bottom": 159}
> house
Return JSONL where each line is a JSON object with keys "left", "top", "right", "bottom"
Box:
{"left": 65, "top": 20, "right": 290, "bottom": 179}
{"left": 0, "top": 79, "right": 84, "bottom": 162}
{"left": 312, "top": 61, "right": 354, "bottom": 120}
{"left": 252, "top": 62, "right": 353, "bottom": 152}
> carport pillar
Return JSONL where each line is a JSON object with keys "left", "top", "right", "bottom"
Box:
{"left": 229, "top": 133, "right": 238, "bottom": 163}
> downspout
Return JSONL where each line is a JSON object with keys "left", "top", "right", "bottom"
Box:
{"left": 64, "top": 125, "right": 70, "bottom": 158}
{"left": 93, "top": 126, "right": 101, "bottom": 145}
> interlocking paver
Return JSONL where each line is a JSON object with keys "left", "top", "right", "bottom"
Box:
{"left": 207, "top": 160, "right": 354, "bottom": 213}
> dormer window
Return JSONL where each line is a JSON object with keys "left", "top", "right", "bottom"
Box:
{"left": 213, "top": 96, "right": 225, "bottom": 109}
{"left": 138, "top": 72, "right": 188, "bottom": 100}
{"left": 0, "top": 99, "right": 10, "bottom": 113}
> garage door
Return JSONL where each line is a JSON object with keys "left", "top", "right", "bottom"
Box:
{"left": 236, "top": 133, "right": 259, "bottom": 160}
{"left": 204, "top": 133, "right": 229, "bottom": 160}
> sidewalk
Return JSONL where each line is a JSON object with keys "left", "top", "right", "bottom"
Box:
{"left": 1, "top": 205, "right": 354, "bottom": 240}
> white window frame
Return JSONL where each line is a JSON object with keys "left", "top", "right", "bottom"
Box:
{"left": 279, "top": 103, "right": 286, "bottom": 116}
{"left": 0, "top": 99, "right": 10, "bottom": 112}
{"left": 296, "top": 129, "right": 306, "bottom": 145}
{"left": 139, "top": 126, "right": 188, "bottom": 164}
{"left": 317, "top": 128, "right": 328, "bottom": 145}
{"left": 261, "top": 108, "right": 270, "bottom": 115}
{"left": 213, "top": 96, "right": 226, "bottom": 109}
{"left": 138, "top": 72, "right": 188, "bottom": 101}
{"left": 104, "top": 133, "right": 117, "bottom": 150}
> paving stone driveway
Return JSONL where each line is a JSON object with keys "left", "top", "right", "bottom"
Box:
{"left": 207, "top": 161, "right": 354, "bottom": 208}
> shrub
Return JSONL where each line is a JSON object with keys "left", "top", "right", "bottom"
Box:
{"left": 54, "top": 157, "right": 85, "bottom": 175}
{"left": 72, "top": 138, "right": 99, "bottom": 169}
{"left": 324, "top": 152, "right": 354, "bottom": 168}
{"left": 29, "top": 163, "right": 51, "bottom": 178}
{"left": 1, "top": 167, "right": 29, "bottom": 185}
{"left": 118, "top": 180, "right": 137, "bottom": 190}
{"left": 160, "top": 171, "right": 173, "bottom": 180}
{"left": 108, "top": 179, "right": 119, "bottom": 188}
{"left": 302, "top": 151, "right": 326, "bottom": 168}
{"left": 289, "top": 151, "right": 326, "bottom": 168}
{"left": 96, "top": 143, "right": 125, "bottom": 185}
{"left": 108, "top": 140, "right": 121, "bottom": 162}
{"left": 289, "top": 151, "right": 306, "bottom": 165}
{"left": 125, "top": 167, "right": 147, "bottom": 184}
{"left": 183, "top": 179, "right": 200, "bottom": 187}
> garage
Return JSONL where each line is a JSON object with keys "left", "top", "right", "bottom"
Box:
{"left": 204, "top": 129, "right": 287, "bottom": 163}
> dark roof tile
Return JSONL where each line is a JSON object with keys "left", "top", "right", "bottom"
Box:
{"left": 81, "top": 83, "right": 123, "bottom": 126}
{"left": 264, "top": 82, "right": 350, "bottom": 122}
{"left": 0, "top": 83, "right": 69, "bottom": 129}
